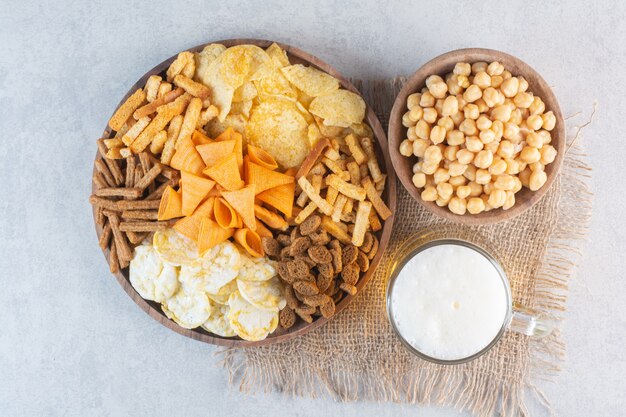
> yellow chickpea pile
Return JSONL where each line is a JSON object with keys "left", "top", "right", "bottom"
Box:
{"left": 400, "top": 61, "right": 558, "bottom": 215}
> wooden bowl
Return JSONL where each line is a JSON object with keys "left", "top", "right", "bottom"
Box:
{"left": 389, "top": 48, "right": 565, "bottom": 225}
{"left": 92, "top": 39, "right": 396, "bottom": 347}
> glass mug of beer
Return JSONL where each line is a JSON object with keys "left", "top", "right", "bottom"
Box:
{"left": 386, "top": 237, "right": 555, "bottom": 365}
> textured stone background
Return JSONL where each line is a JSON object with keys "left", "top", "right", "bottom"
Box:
{"left": 1, "top": 1, "right": 624, "bottom": 415}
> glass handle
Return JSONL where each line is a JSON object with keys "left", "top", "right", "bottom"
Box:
{"left": 509, "top": 304, "right": 555, "bottom": 338}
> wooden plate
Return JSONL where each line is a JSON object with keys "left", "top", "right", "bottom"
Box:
{"left": 92, "top": 39, "right": 396, "bottom": 347}
{"left": 388, "top": 48, "right": 565, "bottom": 225}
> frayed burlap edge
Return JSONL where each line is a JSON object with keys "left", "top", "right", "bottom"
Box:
{"left": 218, "top": 80, "right": 594, "bottom": 417}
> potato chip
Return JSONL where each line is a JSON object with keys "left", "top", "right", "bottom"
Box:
{"left": 237, "top": 254, "right": 277, "bottom": 282}
{"left": 130, "top": 244, "right": 179, "bottom": 302}
{"left": 227, "top": 290, "right": 279, "bottom": 341}
{"left": 307, "top": 122, "right": 323, "bottom": 147}
{"left": 179, "top": 240, "right": 241, "bottom": 294}
{"left": 265, "top": 42, "right": 290, "bottom": 68}
{"left": 205, "top": 114, "right": 246, "bottom": 142}
{"left": 297, "top": 88, "right": 315, "bottom": 109}
{"left": 281, "top": 64, "right": 340, "bottom": 97}
{"left": 237, "top": 276, "right": 286, "bottom": 311}
{"left": 232, "top": 82, "right": 258, "bottom": 102}
{"left": 313, "top": 115, "right": 347, "bottom": 137}
{"left": 202, "top": 300, "right": 236, "bottom": 337}
{"left": 153, "top": 227, "right": 199, "bottom": 266}
{"left": 309, "top": 90, "right": 366, "bottom": 128}
{"left": 245, "top": 98, "right": 310, "bottom": 168}
{"left": 206, "top": 278, "right": 238, "bottom": 305}
{"left": 349, "top": 122, "right": 374, "bottom": 139}
{"left": 161, "top": 286, "right": 211, "bottom": 329}
{"left": 229, "top": 100, "right": 253, "bottom": 118}
{"left": 194, "top": 44, "right": 226, "bottom": 82}
{"left": 253, "top": 69, "right": 297, "bottom": 101}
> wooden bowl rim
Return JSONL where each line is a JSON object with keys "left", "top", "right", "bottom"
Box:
{"left": 388, "top": 48, "right": 565, "bottom": 225}
{"left": 92, "top": 38, "right": 396, "bottom": 347}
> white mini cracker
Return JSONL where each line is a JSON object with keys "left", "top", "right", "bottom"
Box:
{"left": 179, "top": 241, "right": 241, "bottom": 294}
{"left": 227, "top": 291, "right": 278, "bottom": 341}
{"left": 201, "top": 300, "right": 236, "bottom": 337}
{"left": 153, "top": 228, "right": 199, "bottom": 266}
{"left": 237, "top": 255, "right": 276, "bottom": 282}
{"left": 237, "top": 276, "right": 286, "bottom": 311}
{"left": 129, "top": 244, "right": 179, "bottom": 302}
{"left": 161, "top": 287, "right": 211, "bottom": 329}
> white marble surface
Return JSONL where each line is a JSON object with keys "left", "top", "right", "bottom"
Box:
{"left": 1, "top": 1, "right": 625, "bottom": 416}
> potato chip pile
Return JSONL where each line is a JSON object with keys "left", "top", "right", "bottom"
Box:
{"left": 130, "top": 229, "right": 285, "bottom": 341}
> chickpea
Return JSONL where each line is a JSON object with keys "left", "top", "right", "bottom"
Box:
{"left": 501, "top": 70, "right": 512, "bottom": 80}
{"left": 421, "top": 186, "right": 438, "bottom": 201}
{"left": 457, "top": 75, "right": 470, "bottom": 89}
{"left": 488, "top": 189, "right": 507, "bottom": 208}
{"left": 412, "top": 139, "right": 429, "bottom": 157}
{"left": 449, "top": 175, "right": 467, "bottom": 187}
{"left": 463, "top": 103, "right": 480, "bottom": 120}
{"left": 475, "top": 98, "right": 489, "bottom": 113}
{"left": 484, "top": 140, "right": 499, "bottom": 153}
{"left": 512, "top": 177, "right": 522, "bottom": 193}
{"left": 473, "top": 150, "right": 494, "bottom": 169}
{"left": 415, "top": 120, "right": 431, "bottom": 140}
{"left": 454, "top": 62, "right": 471, "bottom": 76}
{"left": 409, "top": 106, "right": 424, "bottom": 122}
{"left": 503, "top": 123, "right": 520, "bottom": 141}
{"left": 491, "top": 120, "right": 504, "bottom": 141}
{"left": 441, "top": 96, "right": 459, "bottom": 116}
{"left": 448, "top": 161, "right": 467, "bottom": 177}
{"left": 433, "top": 168, "right": 450, "bottom": 184}
{"left": 497, "top": 140, "right": 515, "bottom": 159}
{"left": 505, "top": 158, "right": 522, "bottom": 175}
{"left": 479, "top": 129, "right": 496, "bottom": 144}
{"left": 437, "top": 182, "right": 454, "bottom": 200}
{"left": 475, "top": 169, "right": 491, "bottom": 185}
{"left": 500, "top": 77, "right": 520, "bottom": 98}
{"left": 491, "top": 104, "right": 513, "bottom": 122}
{"left": 519, "top": 167, "right": 532, "bottom": 187}
{"left": 509, "top": 108, "right": 523, "bottom": 125}
{"left": 426, "top": 76, "right": 448, "bottom": 99}
{"left": 476, "top": 115, "right": 493, "bottom": 131}
{"left": 464, "top": 164, "right": 477, "bottom": 181}
{"left": 456, "top": 185, "right": 472, "bottom": 199}
{"left": 489, "top": 158, "right": 508, "bottom": 175}
{"left": 448, "top": 197, "right": 467, "bottom": 215}
{"left": 490, "top": 75, "right": 504, "bottom": 89}
{"left": 487, "top": 61, "right": 504, "bottom": 76}
{"left": 459, "top": 118, "right": 478, "bottom": 136}
{"left": 502, "top": 191, "right": 516, "bottom": 210}
{"left": 471, "top": 62, "right": 488, "bottom": 74}
{"left": 537, "top": 130, "right": 552, "bottom": 145}
{"left": 436, "top": 196, "right": 451, "bottom": 207}
{"left": 529, "top": 162, "right": 544, "bottom": 173}
{"left": 494, "top": 174, "right": 516, "bottom": 191}
{"left": 518, "top": 76, "right": 529, "bottom": 92}
{"left": 483, "top": 87, "right": 502, "bottom": 108}
{"left": 473, "top": 71, "right": 491, "bottom": 89}
{"left": 422, "top": 162, "right": 438, "bottom": 175}
{"left": 482, "top": 195, "right": 493, "bottom": 212}
{"left": 520, "top": 146, "right": 541, "bottom": 163}
{"left": 529, "top": 170, "right": 547, "bottom": 191}
{"left": 423, "top": 145, "right": 443, "bottom": 164}
{"left": 412, "top": 161, "right": 422, "bottom": 173}
{"left": 542, "top": 111, "right": 556, "bottom": 131}
{"left": 421, "top": 107, "right": 436, "bottom": 124}
{"left": 540, "top": 145, "right": 558, "bottom": 165}
{"left": 437, "top": 116, "right": 454, "bottom": 132}
{"left": 402, "top": 112, "right": 414, "bottom": 128}
{"left": 483, "top": 182, "right": 494, "bottom": 195}
{"left": 526, "top": 114, "right": 543, "bottom": 131}
{"left": 465, "top": 136, "right": 484, "bottom": 152}
{"left": 399, "top": 139, "right": 413, "bottom": 156}
{"left": 525, "top": 132, "right": 542, "bottom": 148}
{"left": 443, "top": 145, "right": 459, "bottom": 161}
{"left": 514, "top": 91, "right": 534, "bottom": 108}
{"left": 429, "top": 125, "right": 446, "bottom": 145}
{"left": 463, "top": 84, "right": 483, "bottom": 103}
{"left": 407, "top": 126, "right": 418, "bottom": 141}
{"left": 420, "top": 91, "right": 436, "bottom": 107}
{"left": 451, "top": 110, "right": 464, "bottom": 127}
{"left": 407, "top": 93, "right": 422, "bottom": 110}
{"left": 467, "top": 197, "right": 485, "bottom": 214}
{"left": 447, "top": 75, "right": 463, "bottom": 95}
{"left": 529, "top": 96, "right": 545, "bottom": 115}
{"left": 446, "top": 130, "right": 465, "bottom": 146}
{"left": 468, "top": 181, "right": 482, "bottom": 196}
{"left": 434, "top": 99, "right": 444, "bottom": 115}
{"left": 412, "top": 172, "right": 426, "bottom": 188}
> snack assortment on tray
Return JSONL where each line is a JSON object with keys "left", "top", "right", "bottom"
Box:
{"left": 399, "top": 61, "right": 559, "bottom": 215}
{"left": 90, "top": 42, "right": 391, "bottom": 341}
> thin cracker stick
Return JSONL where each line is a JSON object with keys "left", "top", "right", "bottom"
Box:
{"left": 368, "top": 209, "right": 382, "bottom": 232}
{"left": 95, "top": 207, "right": 106, "bottom": 226}
{"left": 326, "top": 174, "right": 366, "bottom": 201}
{"left": 346, "top": 161, "right": 361, "bottom": 185}
{"left": 352, "top": 201, "right": 372, "bottom": 246}
{"left": 94, "top": 159, "right": 116, "bottom": 187}
{"left": 144, "top": 75, "right": 162, "bottom": 103}
{"left": 175, "top": 97, "right": 202, "bottom": 148}
{"left": 160, "top": 114, "right": 183, "bottom": 165}
{"left": 121, "top": 116, "right": 151, "bottom": 146}
{"left": 345, "top": 134, "right": 368, "bottom": 165}
{"left": 99, "top": 223, "right": 112, "bottom": 250}
{"left": 362, "top": 177, "right": 392, "bottom": 220}
{"left": 323, "top": 147, "right": 341, "bottom": 161}
{"left": 138, "top": 152, "right": 151, "bottom": 175}
{"left": 360, "top": 137, "right": 383, "bottom": 182}
{"left": 95, "top": 187, "right": 142, "bottom": 199}
{"left": 309, "top": 162, "right": 327, "bottom": 176}
{"left": 295, "top": 202, "right": 317, "bottom": 224}
{"left": 103, "top": 210, "right": 133, "bottom": 262}
{"left": 125, "top": 156, "right": 136, "bottom": 188}
{"left": 130, "top": 93, "right": 191, "bottom": 153}
{"left": 92, "top": 172, "right": 108, "bottom": 190}
{"left": 149, "top": 130, "right": 168, "bottom": 155}
{"left": 97, "top": 140, "right": 124, "bottom": 184}
{"left": 134, "top": 164, "right": 163, "bottom": 191}
{"left": 331, "top": 194, "right": 348, "bottom": 223}
{"left": 134, "top": 166, "right": 143, "bottom": 187}
{"left": 173, "top": 74, "right": 211, "bottom": 100}
{"left": 133, "top": 88, "right": 184, "bottom": 120}
{"left": 297, "top": 177, "right": 333, "bottom": 215}
{"left": 343, "top": 198, "right": 354, "bottom": 215}
{"left": 111, "top": 148, "right": 127, "bottom": 159}
{"left": 109, "top": 240, "right": 120, "bottom": 273}
{"left": 119, "top": 221, "right": 169, "bottom": 232}
{"left": 104, "top": 138, "right": 123, "bottom": 149}
{"left": 321, "top": 216, "right": 351, "bottom": 244}
{"left": 254, "top": 204, "right": 288, "bottom": 230}
{"left": 108, "top": 88, "right": 146, "bottom": 131}
{"left": 121, "top": 210, "right": 158, "bottom": 220}
{"left": 157, "top": 82, "right": 172, "bottom": 99}
{"left": 166, "top": 51, "right": 194, "bottom": 82}
{"left": 126, "top": 231, "right": 149, "bottom": 245}
{"left": 146, "top": 181, "right": 171, "bottom": 200}
{"left": 197, "top": 105, "right": 218, "bottom": 128}
{"left": 325, "top": 185, "right": 339, "bottom": 205}
{"left": 89, "top": 195, "right": 120, "bottom": 211}
{"left": 296, "top": 138, "right": 331, "bottom": 179}
{"left": 116, "top": 199, "right": 161, "bottom": 211}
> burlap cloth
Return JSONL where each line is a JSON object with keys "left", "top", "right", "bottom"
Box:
{"left": 221, "top": 79, "right": 593, "bottom": 417}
